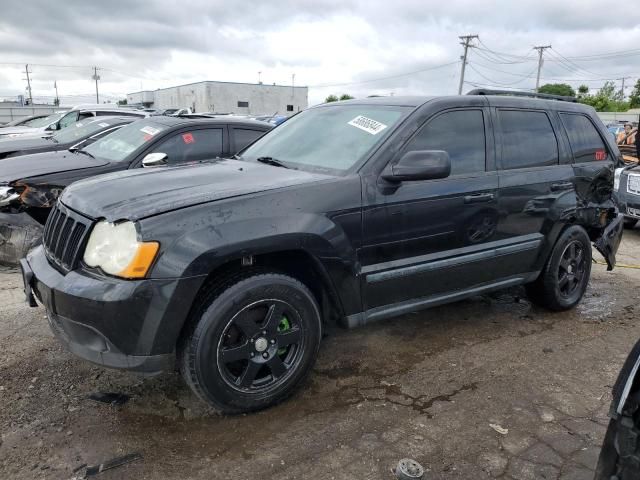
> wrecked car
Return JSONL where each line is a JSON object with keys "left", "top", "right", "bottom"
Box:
{"left": 0, "top": 116, "right": 135, "bottom": 159}
{"left": 22, "top": 91, "right": 623, "bottom": 413}
{"left": 0, "top": 116, "right": 272, "bottom": 264}
{"left": 615, "top": 158, "right": 640, "bottom": 229}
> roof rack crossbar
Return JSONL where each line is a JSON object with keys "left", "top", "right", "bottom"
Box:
{"left": 466, "top": 89, "right": 577, "bottom": 103}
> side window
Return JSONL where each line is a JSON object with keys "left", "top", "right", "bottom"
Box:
{"left": 58, "top": 112, "right": 79, "bottom": 129}
{"left": 233, "top": 128, "right": 266, "bottom": 152}
{"left": 78, "top": 112, "right": 94, "bottom": 120}
{"left": 95, "top": 111, "right": 114, "bottom": 116}
{"left": 559, "top": 113, "right": 608, "bottom": 163}
{"left": 402, "top": 109, "right": 486, "bottom": 175}
{"left": 151, "top": 128, "right": 223, "bottom": 165}
{"left": 498, "top": 110, "right": 558, "bottom": 169}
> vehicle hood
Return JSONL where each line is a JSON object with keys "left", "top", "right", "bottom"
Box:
{"left": 0, "top": 136, "right": 50, "bottom": 154}
{"left": 0, "top": 150, "right": 108, "bottom": 183}
{"left": 62, "top": 159, "right": 332, "bottom": 221}
{"left": 0, "top": 126, "right": 45, "bottom": 137}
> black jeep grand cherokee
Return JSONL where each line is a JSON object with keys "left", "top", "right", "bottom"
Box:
{"left": 22, "top": 92, "right": 623, "bottom": 413}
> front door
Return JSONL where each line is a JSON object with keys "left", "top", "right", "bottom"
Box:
{"left": 361, "top": 107, "right": 500, "bottom": 311}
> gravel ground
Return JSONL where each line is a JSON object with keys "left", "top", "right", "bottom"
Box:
{"left": 1, "top": 229, "right": 640, "bottom": 480}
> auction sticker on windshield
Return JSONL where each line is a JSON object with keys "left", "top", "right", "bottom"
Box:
{"left": 348, "top": 115, "right": 388, "bottom": 135}
{"left": 140, "top": 126, "right": 161, "bottom": 136}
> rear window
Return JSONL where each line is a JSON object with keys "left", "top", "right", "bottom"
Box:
{"left": 559, "top": 113, "right": 608, "bottom": 163}
{"left": 498, "top": 110, "right": 558, "bottom": 170}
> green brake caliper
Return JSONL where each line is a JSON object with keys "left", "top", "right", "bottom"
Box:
{"left": 277, "top": 316, "right": 291, "bottom": 355}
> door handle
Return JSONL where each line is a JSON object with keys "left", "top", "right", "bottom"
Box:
{"left": 550, "top": 182, "right": 573, "bottom": 192}
{"left": 464, "top": 193, "right": 494, "bottom": 204}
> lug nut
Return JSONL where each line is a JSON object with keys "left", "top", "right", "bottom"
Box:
{"left": 262, "top": 330, "right": 267, "bottom": 335}
{"left": 270, "top": 339, "right": 276, "bottom": 344}
{"left": 262, "top": 352, "right": 269, "bottom": 359}
{"left": 250, "top": 338, "right": 254, "bottom": 343}
{"left": 250, "top": 352, "right": 255, "bottom": 357}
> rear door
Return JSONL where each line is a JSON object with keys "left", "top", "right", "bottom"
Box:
{"left": 361, "top": 107, "right": 500, "bottom": 310}
{"left": 493, "top": 108, "right": 574, "bottom": 277}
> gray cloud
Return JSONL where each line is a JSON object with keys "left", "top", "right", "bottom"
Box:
{"left": 0, "top": 0, "right": 638, "bottom": 105}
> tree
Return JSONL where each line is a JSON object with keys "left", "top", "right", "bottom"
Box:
{"left": 577, "top": 85, "right": 589, "bottom": 99}
{"left": 324, "top": 95, "right": 339, "bottom": 103}
{"left": 117, "top": 98, "right": 128, "bottom": 106}
{"left": 629, "top": 79, "right": 640, "bottom": 109}
{"left": 339, "top": 94, "right": 355, "bottom": 101}
{"left": 538, "top": 83, "right": 575, "bottom": 97}
{"left": 578, "top": 81, "right": 630, "bottom": 112}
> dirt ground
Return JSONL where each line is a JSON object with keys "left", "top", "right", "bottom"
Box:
{"left": 1, "top": 229, "right": 640, "bottom": 480}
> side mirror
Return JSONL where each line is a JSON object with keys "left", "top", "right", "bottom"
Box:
{"left": 142, "top": 152, "right": 168, "bottom": 167}
{"left": 382, "top": 150, "right": 451, "bottom": 182}
{"left": 46, "top": 123, "right": 59, "bottom": 131}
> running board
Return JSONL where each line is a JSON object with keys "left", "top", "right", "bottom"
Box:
{"left": 342, "top": 273, "right": 539, "bottom": 328}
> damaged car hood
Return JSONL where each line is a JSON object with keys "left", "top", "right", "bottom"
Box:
{"left": 0, "top": 150, "right": 109, "bottom": 183}
{"left": 61, "top": 159, "right": 332, "bottom": 221}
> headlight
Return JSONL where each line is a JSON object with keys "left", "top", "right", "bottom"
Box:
{"left": 614, "top": 167, "right": 624, "bottom": 191}
{"left": 0, "top": 186, "right": 20, "bottom": 207}
{"left": 83, "top": 220, "right": 159, "bottom": 278}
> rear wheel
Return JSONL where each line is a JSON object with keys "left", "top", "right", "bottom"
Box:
{"left": 179, "top": 273, "right": 321, "bottom": 413}
{"left": 526, "top": 225, "right": 591, "bottom": 311}
{"left": 624, "top": 217, "right": 638, "bottom": 229}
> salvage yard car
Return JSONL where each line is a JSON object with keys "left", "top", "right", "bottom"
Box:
{"left": 616, "top": 163, "right": 640, "bottom": 228}
{"left": 0, "top": 116, "right": 135, "bottom": 159}
{"left": 0, "top": 116, "right": 272, "bottom": 264}
{"left": 21, "top": 91, "right": 623, "bottom": 413}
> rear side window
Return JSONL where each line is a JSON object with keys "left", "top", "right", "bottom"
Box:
{"left": 151, "top": 128, "right": 223, "bottom": 165}
{"left": 403, "top": 109, "right": 486, "bottom": 175}
{"left": 233, "top": 128, "right": 266, "bottom": 152}
{"left": 498, "top": 110, "right": 558, "bottom": 169}
{"left": 559, "top": 113, "right": 607, "bottom": 163}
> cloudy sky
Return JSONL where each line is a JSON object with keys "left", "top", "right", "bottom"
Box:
{"left": 1, "top": 0, "right": 639, "bottom": 108}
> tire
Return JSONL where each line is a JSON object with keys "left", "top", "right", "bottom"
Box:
{"left": 595, "top": 393, "right": 640, "bottom": 479}
{"left": 623, "top": 217, "right": 638, "bottom": 229}
{"left": 526, "top": 225, "right": 592, "bottom": 311}
{"left": 178, "top": 272, "right": 322, "bottom": 414}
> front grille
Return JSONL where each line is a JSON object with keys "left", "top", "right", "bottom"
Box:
{"left": 628, "top": 174, "right": 640, "bottom": 195}
{"left": 43, "top": 202, "right": 91, "bottom": 273}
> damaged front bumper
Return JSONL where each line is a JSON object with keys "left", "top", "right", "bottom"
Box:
{"left": 0, "top": 211, "right": 43, "bottom": 266}
{"left": 594, "top": 213, "right": 624, "bottom": 271}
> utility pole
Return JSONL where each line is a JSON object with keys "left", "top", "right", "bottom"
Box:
{"left": 258, "top": 71, "right": 262, "bottom": 84}
{"left": 92, "top": 66, "right": 100, "bottom": 103}
{"left": 458, "top": 34, "right": 478, "bottom": 95}
{"left": 534, "top": 45, "right": 552, "bottom": 92}
{"left": 291, "top": 73, "right": 295, "bottom": 98}
{"left": 54, "top": 81, "right": 59, "bottom": 106}
{"left": 24, "top": 64, "right": 33, "bottom": 105}
{"left": 618, "top": 77, "right": 632, "bottom": 100}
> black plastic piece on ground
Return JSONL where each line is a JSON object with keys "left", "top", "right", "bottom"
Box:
{"left": 87, "top": 392, "right": 130, "bottom": 406}
{"left": 85, "top": 453, "right": 142, "bottom": 476}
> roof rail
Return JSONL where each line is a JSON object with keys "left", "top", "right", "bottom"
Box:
{"left": 466, "top": 88, "right": 577, "bottom": 103}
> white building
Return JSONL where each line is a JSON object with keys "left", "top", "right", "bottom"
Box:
{"left": 127, "top": 81, "right": 308, "bottom": 116}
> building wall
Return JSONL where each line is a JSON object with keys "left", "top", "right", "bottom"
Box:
{"left": 128, "top": 82, "right": 308, "bottom": 115}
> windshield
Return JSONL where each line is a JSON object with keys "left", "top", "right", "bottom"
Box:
{"left": 240, "top": 105, "right": 409, "bottom": 173}
{"left": 53, "top": 119, "right": 115, "bottom": 144}
{"left": 24, "top": 112, "right": 66, "bottom": 128}
{"left": 82, "top": 120, "right": 166, "bottom": 162}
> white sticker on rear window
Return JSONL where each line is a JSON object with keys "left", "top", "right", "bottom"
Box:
{"left": 347, "top": 115, "right": 388, "bottom": 135}
{"left": 98, "top": 122, "right": 109, "bottom": 127}
{"left": 140, "top": 126, "right": 160, "bottom": 136}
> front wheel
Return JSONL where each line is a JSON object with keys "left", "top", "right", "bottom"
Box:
{"left": 526, "top": 225, "right": 592, "bottom": 311}
{"left": 179, "top": 273, "right": 322, "bottom": 414}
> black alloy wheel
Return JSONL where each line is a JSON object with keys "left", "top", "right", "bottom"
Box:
{"left": 557, "top": 240, "right": 586, "bottom": 298}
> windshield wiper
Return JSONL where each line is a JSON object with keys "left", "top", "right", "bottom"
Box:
{"left": 256, "top": 156, "right": 291, "bottom": 169}
{"left": 74, "top": 149, "right": 95, "bottom": 159}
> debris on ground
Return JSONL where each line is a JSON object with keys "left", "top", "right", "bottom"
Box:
{"left": 395, "top": 458, "right": 425, "bottom": 479}
{"left": 87, "top": 392, "right": 130, "bottom": 406}
{"left": 489, "top": 423, "right": 509, "bottom": 435}
{"left": 83, "top": 453, "right": 142, "bottom": 477}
